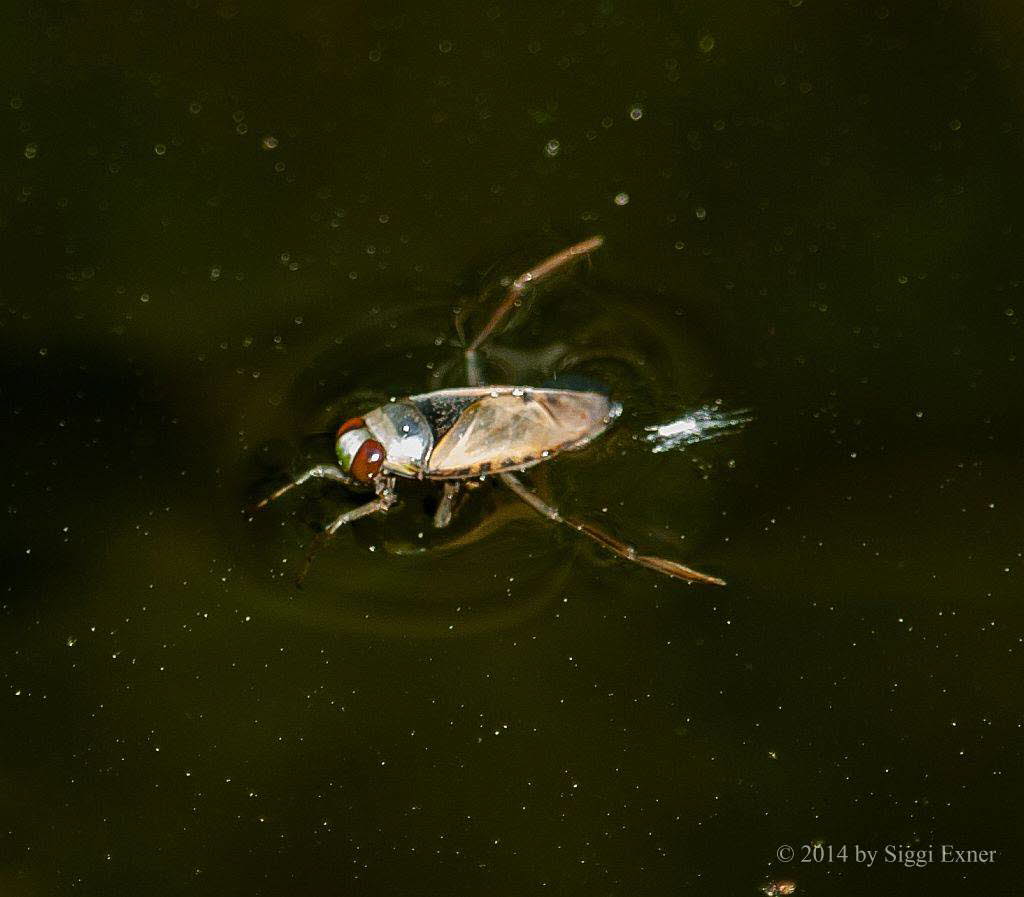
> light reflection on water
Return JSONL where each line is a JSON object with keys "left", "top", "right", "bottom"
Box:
{"left": 644, "top": 404, "right": 754, "bottom": 453}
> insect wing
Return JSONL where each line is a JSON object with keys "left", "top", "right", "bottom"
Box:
{"left": 425, "top": 388, "right": 620, "bottom": 477}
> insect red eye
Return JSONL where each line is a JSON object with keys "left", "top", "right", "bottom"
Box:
{"left": 351, "top": 439, "right": 385, "bottom": 483}
{"left": 336, "top": 416, "right": 366, "bottom": 438}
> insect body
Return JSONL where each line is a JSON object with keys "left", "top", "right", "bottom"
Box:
{"left": 256, "top": 237, "right": 726, "bottom": 586}
{"left": 343, "top": 387, "right": 620, "bottom": 481}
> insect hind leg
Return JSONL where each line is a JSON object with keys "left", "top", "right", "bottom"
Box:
{"left": 499, "top": 471, "right": 725, "bottom": 585}
{"left": 463, "top": 236, "right": 604, "bottom": 385}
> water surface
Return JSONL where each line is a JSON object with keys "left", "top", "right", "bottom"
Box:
{"left": 2, "top": 1, "right": 1021, "bottom": 894}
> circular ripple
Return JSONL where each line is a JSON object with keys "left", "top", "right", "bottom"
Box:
{"left": 237, "top": 255, "right": 735, "bottom": 636}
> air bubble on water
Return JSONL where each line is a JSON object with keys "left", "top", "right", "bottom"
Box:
{"left": 236, "top": 123, "right": 248, "bottom": 135}
{"left": 210, "top": 266, "right": 221, "bottom": 281}
{"left": 189, "top": 101, "right": 202, "bottom": 114}
{"left": 695, "top": 206, "right": 707, "bottom": 220}
{"left": 544, "top": 139, "right": 560, "bottom": 157}
{"left": 949, "top": 118, "right": 962, "bottom": 131}
{"left": 699, "top": 34, "right": 716, "bottom": 53}
{"left": 24, "top": 143, "right": 37, "bottom": 159}
{"left": 154, "top": 143, "right": 166, "bottom": 156}
{"left": 261, "top": 135, "right": 279, "bottom": 150}
{"left": 614, "top": 192, "right": 630, "bottom": 206}
{"left": 629, "top": 105, "right": 643, "bottom": 121}
{"left": 438, "top": 39, "right": 453, "bottom": 53}
{"left": 66, "top": 636, "right": 77, "bottom": 647}
{"left": 140, "top": 293, "right": 150, "bottom": 303}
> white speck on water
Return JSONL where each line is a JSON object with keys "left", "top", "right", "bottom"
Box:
{"left": 261, "top": 135, "right": 279, "bottom": 150}
{"left": 544, "top": 139, "right": 560, "bottom": 157}
{"left": 614, "top": 192, "right": 630, "bottom": 206}
{"left": 24, "top": 143, "right": 38, "bottom": 159}
{"left": 695, "top": 206, "right": 707, "bottom": 221}
{"left": 629, "top": 105, "right": 643, "bottom": 121}
{"left": 154, "top": 143, "right": 166, "bottom": 156}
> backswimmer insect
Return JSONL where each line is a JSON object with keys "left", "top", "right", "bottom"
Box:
{"left": 255, "top": 236, "right": 727, "bottom": 586}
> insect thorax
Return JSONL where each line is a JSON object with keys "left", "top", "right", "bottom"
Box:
{"left": 364, "top": 401, "right": 434, "bottom": 475}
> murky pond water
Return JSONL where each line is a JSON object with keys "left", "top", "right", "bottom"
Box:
{"left": 2, "top": 2, "right": 1021, "bottom": 895}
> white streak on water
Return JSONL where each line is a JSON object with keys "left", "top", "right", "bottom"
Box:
{"left": 643, "top": 405, "right": 753, "bottom": 453}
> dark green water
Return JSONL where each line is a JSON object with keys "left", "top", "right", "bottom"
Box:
{"left": 2, "top": 1, "right": 1022, "bottom": 894}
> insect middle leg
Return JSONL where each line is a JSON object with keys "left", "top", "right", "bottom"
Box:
{"left": 499, "top": 471, "right": 725, "bottom": 585}
{"left": 463, "top": 235, "right": 604, "bottom": 386}
{"left": 433, "top": 481, "right": 462, "bottom": 529}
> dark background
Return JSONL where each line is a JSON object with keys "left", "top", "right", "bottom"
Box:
{"left": 1, "top": 1, "right": 1022, "bottom": 894}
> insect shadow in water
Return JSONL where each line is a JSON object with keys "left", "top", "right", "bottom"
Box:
{"left": 253, "top": 237, "right": 742, "bottom": 586}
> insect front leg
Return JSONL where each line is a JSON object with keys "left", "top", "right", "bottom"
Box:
{"left": 433, "top": 481, "right": 463, "bottom": 529}
{"left": 499, "top": 472, "right": 725, "bottom": 586}
{"left": 254, "top": 464, "right": 355, "bottom": 510}
{"left": 321, "top": 475, "right": 397, "bottom": 535}
{"left": 297, "top": 477, "right": 399, "bottom": 584}
{"left": 464, "top": 235, "right": 604, "bottom": 385}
